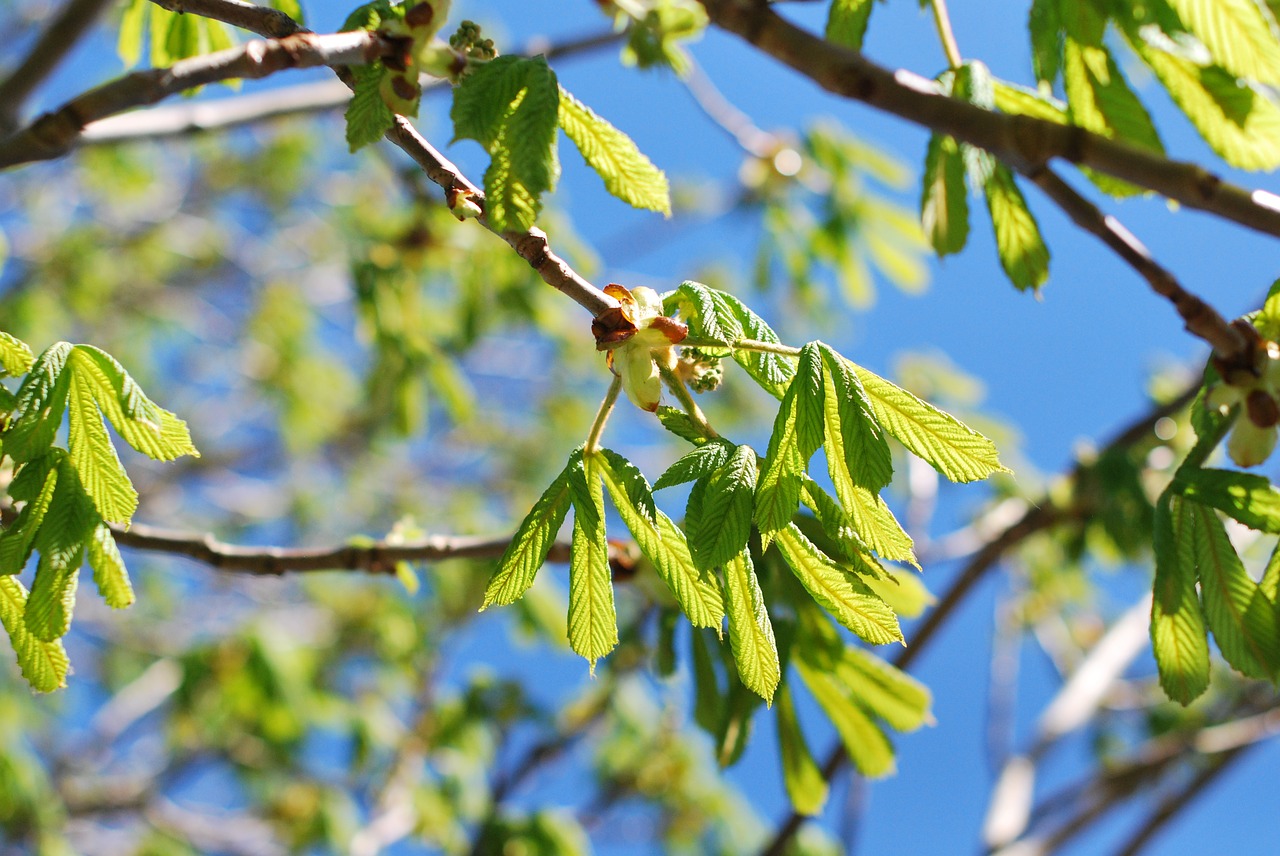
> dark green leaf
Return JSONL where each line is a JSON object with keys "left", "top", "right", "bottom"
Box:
{"left": 687, "top": 444, "right": 758, "bottom": 572}
{"left": 1173, "top": 467, "right": 1280, "bottom": 533}
{"left": 921, "top": 133, "right": 970, "bottom": 256}
{"left": 826, "top": 0, "right": 873, "bottom": 51}
{"left": 653, "top": 438, "right": 734, "bottom": 491}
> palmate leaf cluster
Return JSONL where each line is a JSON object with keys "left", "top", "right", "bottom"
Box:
{"left": 483, "top": 282, "right": 1004, "bottom": 801}
{"left": 0, "top": 335, "right": 197, "bottom": 692}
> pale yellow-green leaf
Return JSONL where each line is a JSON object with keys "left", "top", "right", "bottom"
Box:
{"left": 24, "top": 550, "right": 81, "bottom": 644}
{"left": 559, "top": 86, "right": 671, "bottom": 215}
{"left": 984, "top": 164, "right": 1050, "bottom": 291}
{"left": 775, "top": 683, "right": 829, "bottom": 815}
{"left": 0, "top": 331, "right": 34, "bottom": 377}
{"left": 850, "top": 361, "right": 1008, "bottom": 483}
{"left": 844, "top": 484, "right": 917, "bottom": 567}
{"left": 797, "top": 658, "right": 896, "bottom": 777}
{"left": 567, "top": 459, "right": 617, "bottom": 670}
{"left": 775, "top": 524, "right": 902, "bottom": 645}
{"left": 861, "top": 567, "right": 934, "bottom": 619}
{"left": 87, "top": 525, "right": 134, "bottom": 609}
{"left": 481, "top": 466, "right": 572, "bottom": 609}
{"left": 1152, "top": 493, "right": 1211, "bottom": 704}
{"left": 1168, "top": 0, "right": 1280, "bottom": 84}
{"left": 0, "top": 576, "right": 69, "bottom": 692}
{"left": 723, "top": 551, "right": 779, "bottom": 702}
{"left": 68, "top": 346, "right": 198, "bottom": 462}
{"left": 1137, "top": 42, "right": 1280, "bottom": 170}
{"left": 67, "top": 371, "right": 138, "bottom": 525}
{"left": 838, "top": 647, "right": 933, "bottom": 732}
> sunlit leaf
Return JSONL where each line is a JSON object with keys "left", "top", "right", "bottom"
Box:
{"left": 687, "top": 444, "right": 758, "bottom": 572}
{"left": 826, "top": 0, "right": 873, "bottom": 51}
{"left": 796, "top": 658, "right": 895, "bottom": 777}
{"left": 567, "top": 454, "right": 617, "bottom": 669}
{"left": 481, "top": 460, "right": 573, "bottom": 609}
{"left": 1152, "top": 492, "right": 1211, "bottom": 703}
{"left": 776, "top": 682, "right": 828, "bottom": 815}
{"left": 0, "top": 576, "right": 69, "bottom": 692}
{"left": 558, "top": 86, "right": 670, "bottom": 215}
{"left": 723, "top": 550, "right": 779, "bottom": 702}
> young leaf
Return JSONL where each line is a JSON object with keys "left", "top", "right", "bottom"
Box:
{"left": 775, "top": 682, "right": 829, "bottom": 815}
{"left": 567, "top": 454, "right": 617, "bottom": 669}
{"left": 67, "top": 369, "right": 138, "bottom": 524}
{"left": 799, "top": 476, "right": 870, "bottom": 561}
{"left": 793, "top": 344, "right": 826, "bottom": 460}
{"left": 558, "top": 86, "right": 670, "bottom": 215}
{"left": 862, "top": 567, "right": 934, "bottom": 619}
{"left": 718, "top": 291, "right": 795, "bottom": 399}
{"left": 665, "top": 281, "right": 737, "bottom": 346}
{"left": 775, "top": 524, "right": 902, "bottom": 645}
{"left": 69, "top": 346, "right": 198, "bottom": 462}
{"left": 452, "top": 55, "right": 561, "bottom": 232}
{"left": 1184, "top": 499, "right": 1280, "bottom": 679}
{"left": 0, "top": 331, "right": 34, "bottom": 377}
{"left": 1173, "top": 467, "right": 1280, "bottom": 533}
{"left": 755, "top": 380, "right": 806, "bottom": 545}
{"left": 1152, "top": 492, "right": 1211, "bottom": 703}
{"left": 118, "top": 0, "right": 148, "bottom": 67}
{"left": 819, "top": 344, "right": 892, "bottom": 493}
{"left": 599, "top": 457, "right": 724, "bottom": 629}
{"left": 0, "top": 458, "right": 59, "bottom": 574}
{"left": 838, "top": 648, "right": 933, "bottom": 732}
{"left": 481, "top": 461, "right": 573, "bottom": 609}
{"left": 722, "top": 550, "right": 780, "bottom": 703}
{"left": 269, "top": 0, "right": 304, "bottom": 22}
{"left": 87, "top": 525, "right": 134, "bottom": 609}
{"left": 1167, "top": 0, "right": 1280, "bottom": 85}
{"left": 655, "top": 405, "right": 715, "bottom": 445}
{"left": 796, "top": 658, "right": 896, "bottom": 777}
{"left": 687, "top": 444, "right": 758, "bottom": 572}
{"left": 920, "top": 133, "right": 969, "bottom": 256}
{"left": 1027, "top": 0, "right": 1062, "bottom": 84}
{"left": 826, "top": 0, "right": 873, "bottom": 50}
{"left": 843, "top": 484, "right": 918, "bottom": 567}
{"left": 595, "top": 449, "right": 657, "bottom": 528}
{"left": 691, "top": 626, "right": 724, "bottom": 734}
{"left": 850, "top": 361, "right": 1007, "bottom": 483}
{"left": 25, "top": 459, "right": 98, "bottom": 642}
{"left": 1134, "top": 42, "right": 1280, "bottom": 170}
{"left": 0, "top": 576, "right": 69, "bottom": 693}
{"left": 346, "top": 63, "right": 395, "bottom": 153}
{"left": 653, "top": 438, "right": 734, "bottom": 491}
{"left": 4, "top": 342, "right": 73, "bottom": 462}
{"left": 984, "top": 164, "right": 1050, "bottom": 291}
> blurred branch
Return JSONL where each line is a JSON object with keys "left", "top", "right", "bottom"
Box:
{"left": 0, "top": 29, "right": 395, "bottom": 168}
{"left": 682, "top": 58, "right": 777, "bottom": 158}
{"left": 0, "top": 0, "right": 117, "bottom": 133}
{"left": 110, "top": 520, "right": 584, "bottom": 575}
{"left": 82, "top": 28, "right": 623, "bottom": 144}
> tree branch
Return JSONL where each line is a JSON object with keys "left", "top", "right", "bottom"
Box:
{"left": 696, "top": 1, "right": 1280, "bottom": 243}
{"left": 0, "top": 0, "right": 118, "bottom": 133}
{"left": 109, "top": 520, "right": 581, "bottom": 575}
{"left": 0, "top": 29, "right": 395, "bottom": 168}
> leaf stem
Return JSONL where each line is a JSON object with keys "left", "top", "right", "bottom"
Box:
{"left": 928, "top": 0, "right": 963, "bottom": 70}
{"left": 585, "top": 375, "right": 622, "bottom": 456}
{"left": 659, "top": 363, "right": 719, "bottom": 439}
{"left": 732, "top": 338, "right": 802, "bottom": 357}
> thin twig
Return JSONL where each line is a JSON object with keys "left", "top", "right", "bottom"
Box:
{"left": 109, "top": 520, "right": 583, "bottom": 575}
{"left": 696, "top": 1, "right": 1280, "bottom": 246}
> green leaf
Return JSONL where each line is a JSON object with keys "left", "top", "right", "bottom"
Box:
{"left": 722, "top": 550, "right": 779, "bottom": 702}
{"left": 341, "top": 0, "right": 398, "bottom": 32}
{"left": 1136, "top": 40, "right": 1280, "bottom": 170}
{"left": 850, "top": 361, "right": 1007, "bottom": 483}
{"left": 793, "top": 344, "right": 826, "bottom": 461}
{"left": 994, "top": 81, "right": 1069, "bottom": 123}
{"left": 1184, "top": 499, "right": 1280, "bottom": 679}
{"left": 1254, "top": 278, "right": 1280, "bottom": 341}
{"left": 0, "top": 458, "right": 58, "bottom": 575}
{"left": 653, "top": 438, "right": 734, "bottom": 491}
{"left": 665, "top": 281, "right": 738, "bottom": 346}
{"left": 799, "top": 477, "right": 869, "bottom": 561}
{"left": 599, "top": 457, "right": 724, "bottom": 629}
{"left": 861, "top": 566, "right": 934, "bottom": 619}
{"left": 346, "top": 63, "right": 395, "bottom": 153}
{"left": 826, "top": 0, "right": 873, "bottom": 51}
{"left": 687, "top": 444, "right": 758, "bottom": 572}
{"left": 1167, "top": 0, "right": 1280, "bottom": 84}
{"left": 755, "top": 380, "right": 805, "bottom": 545}
{"left": 67, "top": 346, "right": 198, "bottom": 462}
{"left": 665, "top": 283, "right": 795, "bottom": 397}
{"left": 25, "top": 459, "right": 98, "bottom": 642}
{"left": 838, "top": 648, "right": 933, "bottom": 732}
{"left": 452, "top": 56, "right": 561, "bottom": 232}
{"left": 0, "top": 576, "right": 69, "bottom": 692}
{"left": 1028, "top": 0, "right": 1063, "bottom": 84}
{"left": 845, "top": 484, "right": 917, "bottom": 567}
{"left": 796, "top": 658, "right": 896, "bottom": 777}
{"left": 691, "top": 627, "right": 723, "bottom": 734}
{"left": 0, "top": 331, "right": 34, "bottom": 377}
{"left": 5, "top": 342, "right": 73, "bottom": 462}
{"left": 558, "top": 86, "right": 670, "bottom": 215}
{"left": 984, "top": 164, "right": 1050, "bottom": 291}
{"left": 87, "top": 525, "right": 134, "bottom": 609}
{"left": 1173, "top": 467, "right": 1280, "bottom": 533}
{"left": 595, "top": 449, "right": 657, "bottom": 528}
{"left": 67, "top": 369, "right": 137, "bottom": 524}
{"left": 481, "top": 462, "right": 573, "bottom": 609}
{"left": 775, "top": 682, "right": 829, "bottom": 815}
{"left": 567, "top": 454, "right": 617, "bottom": 669}
{"left": 1152, "top": 492, "right": 1211, "bottom": 703}
{"left": 1262, "top": 538, "right": 1280, "bottom": 602}
{"left": 118, "top": 0, "right": 148, "bottom": 67}
{"left": 775, "top": 524, "right": 902, "bottom": 645}
{"left": 920, "top": 133, "right": 969, "bottom": 256}
{"left": 819, "top": 344, "right": 893, "bottom": 493}
{"left": 655, "top": 405, "right": 715, "bottom": 445}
